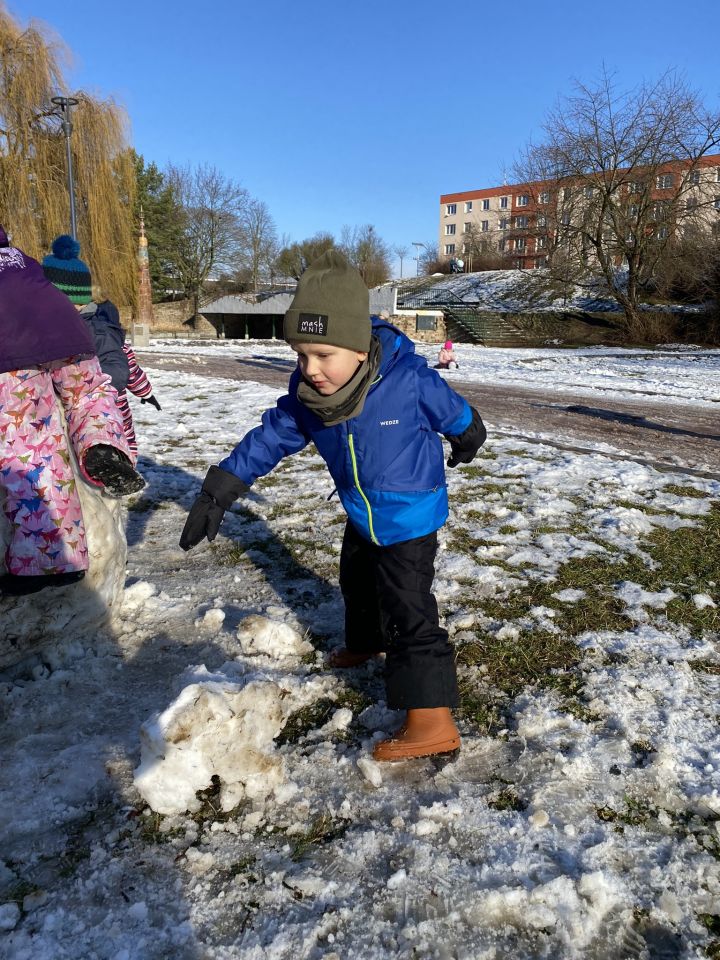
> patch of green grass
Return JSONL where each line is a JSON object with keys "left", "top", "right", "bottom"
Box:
{"left": 277, "top": 687, "right": 372, "bottom": 746}
{"left": 456, "top": 631, "right": 582, "bottom": 698}
{"left": 487, "top": 787, "right": 527, "bottom": 812}
{"left": 138, "top": 811, "right": 186, "bottom": 845}
{"left": 699, "top": 915, "right": 720, "bottom": 937}
{"left": 290, "top": 813, "right": 349, "bottom": 861}
{"left": 663, "top": 483, "right": 709, "bottom": 498}
{"left": 4, "top": 878, "right": 41, "bottom": 905}
{"left": 456, "top": 504, "right": 719, "bottom": 638}
{"left": 596, "top": 796, "right": 658, "bottom": 828}
{"left": 456, "top": 681, "right": 505, "bottom": 735}
{"left": 127, "top": 498, "right": 159, "bottom": 513}
{"left": 615, "top": 499, "right": 670, "bottom": 516}
{"left": 690, "top": 660, "right": 720, "bottom": 675}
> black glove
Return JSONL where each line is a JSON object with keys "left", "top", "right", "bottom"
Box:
{"left": 444, "top": 407, "right": 487, "bottom": 468}
{"left": 141, "top": 395, "right": 162, "bottom": 411}
{"left": 84, "top": 445, "right": 145, "bottom": 496}
{"left": 180, "top": 466, "right": 249, "bottom": 551}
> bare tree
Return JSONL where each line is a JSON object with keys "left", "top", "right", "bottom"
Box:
{"left": 340, "top": 224, "right": 391, "bottom": 287}
{"left": 461, "top": 225, "right": 509, "bottom": 272}
{"left": 167, "top": 163, "right": 248, "bottom": 317}
{"left": 392, "top": 244, "right": 410, "bottom": 279}
{"left": 275, "top": 232, "right": 337, "bottom": 279}
{"left": 514, "top": 70, "right": 720, "bottom": 327}
{"left": 238, "top": 198, "right": 278, "bottom": 291}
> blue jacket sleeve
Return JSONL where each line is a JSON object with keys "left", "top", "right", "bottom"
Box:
{"left": 84, "top": 304, "right": 129, "bottom": 392}
{"left": 218, "top": 393, "right": 310, "bottom": 485}
{"left": 415, "top": 363, "right": 472, "bottom": 437}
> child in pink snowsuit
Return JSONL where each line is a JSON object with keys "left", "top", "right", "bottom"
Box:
{"left": 0, "top": 227, "right": 143, "bottom": 595}
{"left": 436, "top": 341, "right": 458, "bottom": 370}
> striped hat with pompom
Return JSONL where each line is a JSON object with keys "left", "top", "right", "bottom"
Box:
{"left": 41, "top": 235, "right": 92, "bottom": 304}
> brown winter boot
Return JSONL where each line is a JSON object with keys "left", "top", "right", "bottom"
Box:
{"left": 326, "top": 647, "right": 382, "bottom": 668}
{"left": 372, "top": 708, "right": 460, "bottom": 761}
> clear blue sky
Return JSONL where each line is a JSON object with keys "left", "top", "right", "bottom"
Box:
{"left": 9, "top": 0, "right": 720, "bottom": 275}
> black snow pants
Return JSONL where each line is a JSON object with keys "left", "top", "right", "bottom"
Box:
{"left": 339, "top": 521, "right": 458, "bottom": 710}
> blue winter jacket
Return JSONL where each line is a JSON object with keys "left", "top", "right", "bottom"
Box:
{"left": 219, "top": 318, "right": 472, "bottom": 546}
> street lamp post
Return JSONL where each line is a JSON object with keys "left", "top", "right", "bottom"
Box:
{"left": 51, "top": 96, "right": 80, "bottom": 239}
{"left": 412, "top": 241, "right": 426, "bottom": 277}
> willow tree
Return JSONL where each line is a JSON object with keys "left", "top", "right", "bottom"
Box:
{"left": 0, "top": 7, "right": 136, "bottom": 304}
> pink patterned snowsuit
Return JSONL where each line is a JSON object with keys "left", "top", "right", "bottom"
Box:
{"left": 0, "top": 359, "right": 131, "bottom": 576}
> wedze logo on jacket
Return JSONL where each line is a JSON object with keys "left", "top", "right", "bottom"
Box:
{"left": 220, "top": 318, "right": 472, "bottom": 547}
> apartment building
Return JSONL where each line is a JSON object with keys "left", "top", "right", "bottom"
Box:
{"left": 439, "top": 153, "right": 720, "bottom": 270}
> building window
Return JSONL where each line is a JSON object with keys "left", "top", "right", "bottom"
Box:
{"left": 560, "top": 212, "right": 571, "bottom": 226}
{"left": 657, "top": 226, "right": 669, "bottom": 239}
{"left": 464, "top": 201, "right": 473, "bottom": 213}
{"left": 500, "top": 196, "right": 509, "bottom": 209}
{"left": 444, "top": 243, "right": 455, "bottom": 254}
{"left": 584, "top": 186, "right": 594, "bottom": 198}
{"left": 445, "top": 224, "right": 456, "bottom": 235}
{"left": 656, "top": 173, "right": 674, "bottom": 190}
{"left": 499, "top": 217, "right": 508, "bottom": 230}
{"left": 446, "top": 203, "right": 457, "bottom": 215}
{"left": 515, "top": 237, "right": 526, "bottom": 250}
{"left": 563, "top": 187, "right": 572, "bottom": 200}
{"left": 539, "top": 191, "right": 550, "bottom": 204}
{"left": 498, "top": 239, "right": 506, "bottom": 252}
{"left": 514, "top": 259, "right": 523, "bottom": 269}
{"left": 416, "top": 314, "right": 438, "bottom": 332}
{"left": 714, "top": 196, "right": 720, "bottom": 209}
{"left": 481, "top": 220, "right": 489, "bottom": 232}
{"left": 627, "top": 181, "right": 642, "bottom": 194}
{"left": 463, "top": 222, "right": 471, "bottom": 233}
{"left": 480, "top": 240, "right": 489, "bottom": 252}
{"left": 689, "top": 170, "right": 701, "bottom": 185}
{"left": 629, "top": 204, "right": 639, "bottom": 217}
{"left": 514, "top": 215, "right": 528, "bottom": 229}
{"left": 537, "top": 214, "right": 547, "bottom": 227}
{"left": 537, "top": 236, "right": 547, "bottom": 249}
{"left": 482, "top": 198, "right": 490, "bottom": 210}
{"left": 517, "top": 195, "right": 529, "bottom": 207}
{"left": 686, "top": 197, "right": 698, "bottom": 211}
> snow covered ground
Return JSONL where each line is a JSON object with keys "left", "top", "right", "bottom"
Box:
{"left": 1, "top": 342, "right": 719, "bottom": 959}
{"left": 143, "top": 338, "right": 720, "bottom": 408}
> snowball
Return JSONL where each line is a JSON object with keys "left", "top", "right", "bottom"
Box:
{"left": 195, "top": 608, "right": 226, "bottom": 631}
{"left": 235, "top": 615, "right": 313, "bottom": 658}
{"left": 552, "top": 588, "right": 586, "bottom": 603}
{"left": 357, "top": 757, "right": 383, "bottom": 787}
{"left": 127, "top": 901, "right": 148, "bottom": 922}
{"left": 22, "top": 889, "right": 48, "bottom": 912}
{"left": 0, "top": 902, "right": 20, "bottom": 931}
{"left": 134, "top": 673, "right": 288, "bottom": 815}
{"left": 529, "top": 809, "right": 550, "bottom": 828}
{"left": 387, "top": 868, "right": 407, "bottom": 889}
{"left": 123, "top": 580, "right": 158, "bottom": 610}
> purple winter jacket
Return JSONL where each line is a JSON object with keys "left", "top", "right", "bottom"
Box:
{"left": 0, "top": 226, "right": 95, "bottom": 374}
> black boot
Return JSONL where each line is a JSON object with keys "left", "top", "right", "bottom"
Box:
{"left": 0, "top": 570, "right": 86, "bottom": 596}
{"left": 84, "top": 445, "right": 145, "bottom": 496}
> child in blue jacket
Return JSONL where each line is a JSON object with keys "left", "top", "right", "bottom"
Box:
{"left": 180, "top": 251, "right": 486, "bottom": 760}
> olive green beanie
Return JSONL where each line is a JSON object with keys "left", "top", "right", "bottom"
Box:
{"left": 284, "top": 250, "right": 370, "bottom": 352}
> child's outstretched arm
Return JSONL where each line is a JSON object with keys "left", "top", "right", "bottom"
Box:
{"left": 180, "top": 393, "right": 310, "bottom": 550}
{"left": 415, "top": 364, "right": 486, "bottom": 467}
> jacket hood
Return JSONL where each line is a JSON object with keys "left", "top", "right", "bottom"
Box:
{"left": 371, "top": 316, "right": 414, "bottom": 379}
{"left": 82, "top": 300, "right": 124, "bottom": 333}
